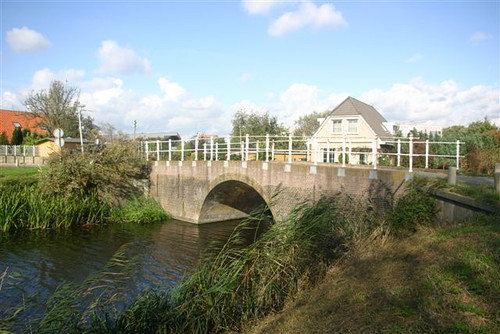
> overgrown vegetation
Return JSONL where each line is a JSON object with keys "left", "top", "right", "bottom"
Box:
{"left": 0, "top": 140, "right": 168, "bottom": 232}
{"left": 1, "top": 180, "right": 447, "bottom": 333}
{"left": 247, "top": 214, "right": 499, "bottom": 334}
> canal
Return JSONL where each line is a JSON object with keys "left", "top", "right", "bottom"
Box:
{"left": 0, "top": 219, "right": 263, "bottom": 331}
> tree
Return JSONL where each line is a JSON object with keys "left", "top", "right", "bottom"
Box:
{"left": 293, "top": 110, "right": 331, "bottom": 137}
{"left": 231, "top": 110, "right": 287, "bottom": 137}
{"left": 0, "top": 131, "right": 8, "bottom": 145}
{"left": 24, "top": 80, "right": 96, "bottom": 138}
{"left": 10, "top": 127, "right": 23, "bottom": 145}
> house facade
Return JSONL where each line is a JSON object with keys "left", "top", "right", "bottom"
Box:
{"left": 311, "top": 97, "right": 393, "bottom": 164}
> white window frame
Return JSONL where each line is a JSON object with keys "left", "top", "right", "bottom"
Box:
{"left": 331, "top": 119, "right": 342, "bottom": 134}
{"left": 347, "top": 119, "right": 358, "bottom": 134}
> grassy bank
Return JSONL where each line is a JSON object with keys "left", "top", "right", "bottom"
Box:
{"left": 0, "top": 166, "right": 169, "bottom": 232}
{"left": 247, "top": 215, "right": 499, "bottom": 333}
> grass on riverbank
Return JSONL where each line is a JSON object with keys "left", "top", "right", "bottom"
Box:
{"left": 0, "top": 166, "right": 169, "bottom": 231}
{"left": 246, "top": 214, "right": 499, "bottom": 333}
{"left": 0, "top": 166, "right": 43, "bottom": 189}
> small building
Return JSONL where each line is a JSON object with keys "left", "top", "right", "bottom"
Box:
{"left": 311, "top": 97, "right": 393, "bottom": 164}
{"left": 0, "top": 109, "right": 48, "bottom": 141}
{"left": 36, "top": 137, "right": 90, "bottom": 158}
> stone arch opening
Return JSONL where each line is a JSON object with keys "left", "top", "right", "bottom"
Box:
{"left": 198, "top": 180, "right": 273, "bottom": 224}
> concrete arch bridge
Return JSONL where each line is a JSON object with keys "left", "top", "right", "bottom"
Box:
{"left": 150, "top": 160, "right": 410, "bottom": 224}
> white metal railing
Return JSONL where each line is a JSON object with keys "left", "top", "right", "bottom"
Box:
{"left": 1, "top": 145, "right": 38, "bottom": 157}
{"left": 142, "top": 134, "right": 463, "bottom": 172}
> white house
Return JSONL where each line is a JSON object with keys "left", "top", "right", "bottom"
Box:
{"left": 311, "top": 97, "right": 393, "bottom": 164}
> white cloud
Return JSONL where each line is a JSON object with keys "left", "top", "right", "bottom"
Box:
{"left": 269, "top": 1, "right": 347, "bottom": 36}
{"left": 406, "top": 53, "right": 423, "bottom": 63}
{"left": 6, "top": 27, "right": 51, "bottom": 53}
{"left": 31, "top": 68, "right": 86, "bottom": 90}
{"left": 470, "top": 32, "right": 493, "bottom": 42}
{"left": 158, "top": 78, "right": 186, "bottom": 101}
{"left": 242, "top": 0, "right": 283, "bottom": 15}
{"left": 360, "top": 78, "right": 500, "bottom": 126}
{"left": 96, "top": 40, "right": 151, "bottom": 75}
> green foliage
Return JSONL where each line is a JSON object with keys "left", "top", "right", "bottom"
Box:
{"left": 111, "top": 196, "right": 170, "bottom": 223}
{"left": 10, "top": 127, "right": 23, "bottom": 145}
{"left": 0, "top": 185, "right": 111, "bottom": 232}
{"left": 391, "top": 179, "right": 438, "bottom": 233}
{"left": 40, "top": 140, "right": 148, "bottom": 201}
{"left": 22, "top": 131, "right": 46, "bottom": 145}
{"left": 24, "top": 80, "right": 96, "bottom": 138}
{"left": 0, "top": 131, "right": 8, "bottom": 144}
{"left": 293, "top": 110, "right": 330, "bottom": 137}
{"left": 231, "top": 110, "right": 287, "bottom": 138}
{"left": 438, "top": 119, "right": 500, "bottom": 174}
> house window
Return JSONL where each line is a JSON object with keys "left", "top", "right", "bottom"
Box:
{"left": 12, "top": 122, "right": 21, "bottom": 128}
{"left": 332, "top": 120, "right": 342, "bottom": 133}
{"left": 347, "top": 119, "right": 358, "bottom": 133}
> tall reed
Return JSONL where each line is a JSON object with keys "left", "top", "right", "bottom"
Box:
{"left": 0, "top": 185, "right": 111, "bottom": 232}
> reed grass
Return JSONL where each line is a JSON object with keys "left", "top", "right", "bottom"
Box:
{"left": 0, "top": 185, "right": 111, "bottom": 232}
{"left": 110, "top": 196, "right": 170, "bottom": 224}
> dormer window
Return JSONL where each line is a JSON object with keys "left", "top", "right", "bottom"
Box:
{"left": 347, "top": 119, "right": 358, "bottom": 133}
{"left": 332, "top": 120, "right": 342, "bottom": 133}
{"left": 13, "top": 122, "right": 21, "bottom": 128}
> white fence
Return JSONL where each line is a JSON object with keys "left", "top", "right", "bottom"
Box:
{"left": 143, "top": 134, "right": 463, "bottom": 172}
{"left": 1, "top": 145, "right": 38, "bottom": 157}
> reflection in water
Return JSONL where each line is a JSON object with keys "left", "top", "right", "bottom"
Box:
{"left": 0, "top": 219, "right": 264, "bottom": 330}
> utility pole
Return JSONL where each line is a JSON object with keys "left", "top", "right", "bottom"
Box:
{"left": 134, "top": 120, "right": 137, "bottom": 140}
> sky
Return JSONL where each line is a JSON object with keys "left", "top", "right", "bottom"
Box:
{"left": 1, "top": 0, "right": 499, "bottom": 138}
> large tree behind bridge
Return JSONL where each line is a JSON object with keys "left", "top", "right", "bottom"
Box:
{"left": 231, "top": 110, "right": 288, "bottom": 138}
{"left": 24, "top": 80, "right": 96, "bottom": 138}
{"left": 293, "top": 110, "right": 331, "bottom": 138}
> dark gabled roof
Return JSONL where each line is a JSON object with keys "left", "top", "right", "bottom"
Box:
{"left": 328, "top": 97, "right": 393, "bottom": 138}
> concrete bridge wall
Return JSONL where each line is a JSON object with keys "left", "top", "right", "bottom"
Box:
{"left": 150, "top": 160, "right": 410, "bottom": 224}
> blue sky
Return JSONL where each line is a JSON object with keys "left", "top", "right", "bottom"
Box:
{"left": 1, "top": 0, "right": 499, "bottom": 137}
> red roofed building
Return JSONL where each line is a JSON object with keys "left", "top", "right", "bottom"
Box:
{"left": 0, "top": 109, "right": 48, "bottom": 141}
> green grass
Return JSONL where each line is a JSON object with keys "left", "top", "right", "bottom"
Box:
{"left": 0, "top": 166, "right": 44, "bottom": 189}
{"left": 110, "top": 196, "right": 171, "bottom": 223}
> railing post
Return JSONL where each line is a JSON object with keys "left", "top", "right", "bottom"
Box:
{"left": 372, "top": 137, "right": 377, "bottom": 170}
{"left": 14, "top": 145, "right": 17, "bottom": 157}
{"left": 226, "top": 135, "right": 231, "bottom": 161}
{"left": 342, "top": 135, "right": 346, "bottom": 168}
{"left": 145, "top": 141, "right": 149, "bottom": 161}
{"left": 306, "top": 140, "right": 310, "bottom": 162}
{"left": 326, "top": 139, "right": 330, "bottom": 163}
{"left": 265, "top": 134, "right": 269, "bottom": 162}
{"left": 313, "top": 137, "right": 318, "bottom": 165}
{"left": 397, "top": 138, "right": 401, "bottom": 167}
{"left": 156, "top": 140, "right": 160, "bottom": 161}
{"left": 210, "top": 136, "right": 214, "bottom": 161}
{"left": 256, "top": 140, "right": 260, "bottom": 161}
{"left": 215, "top": 142, "right": 219, "bottom": 161}
{"left": 456, "top": 140, "right": 460, "bottom": 170}
{"left": 271, "top": 140, "right": 275, "bottom": 161}
{"left": 32, "top": 145, "right": 36, "bottom": 157}
{"left": 181, "top": 139, "right": 185, "bottom": 161}
{"left": 245, "top": 134, "right": 249, "bottom": 161}
{"left": 409, "top": 134, "right": 413, "bottom": 173}
{"left": 425, "top": 139, "right": 429, "bottom": 169}
{"left": 23, "top": 145, "right": 26, "bottom": 156}
{"left": 203, "top": 143, "right": 207, "bottom": 161}
{"left": 348, "top": 140, "right": 352, "bottom": 165}
{"left": 194, "top": 136, "right": 199, "bottom": 161}
{"left": 288, "top": 133, "right": 292, "bottom": 163}
{"left": 168, "top": 139, "right": 172, "bottom": 161}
